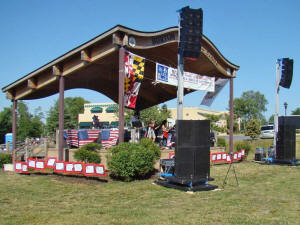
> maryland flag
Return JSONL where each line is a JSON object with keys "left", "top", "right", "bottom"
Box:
{"left": 124, "top": 51, "right": 145, "bottom": 109}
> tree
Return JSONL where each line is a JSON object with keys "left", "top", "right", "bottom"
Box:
{"left": 225, "top": 115, "right": 239, "bottom": 133}
{"left": 17, "top": 101, "right": 44, "bottom": 140}
{"left": 268, "top": 114, "right": 274, "bottom": 124}
{"left": 119, "top": 104, "right": 171, "bottom": 127}
{"left": 203, "top": 113, "right": 225, "bottom": 132}
{"left": 234, "top": 90, "right": 268, "bottom": 126}
{"left": 244, "top": 119, "right": 261, "bottom": 140}
{"left": 45, "top": 97, "right": 89, "bottom": 136}
{"left": 291, "top": 108, "right": 300, "bottom": 115}
{"left": 139, "top": 104, "right": 171, "bottom": 126}
{"left": 0, "top": 102, "right": 44, "bottom": 142}
{"left": 0, "top": 107, "right": 12, "bottom": 144}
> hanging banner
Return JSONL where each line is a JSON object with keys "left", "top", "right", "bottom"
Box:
{"left": 155, "top": 63, "right": 215, "bottom": 91}
{"left": 201, "top": 78, "right": 228, "bottom": 106}
{"left": 124, "top": 51, "right": 145, "bottom": 109}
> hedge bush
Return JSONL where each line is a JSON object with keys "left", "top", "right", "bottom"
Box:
{"left": 235, "top": 141, "right": 251, "bottom": 157}
{"left": 139, "top": 138, "right": 161, "bottom": 160}
{"left": 107, "top": 141, "right": 160, "bottom": 181}
{"left": 73, "top": 143, "right": 101, "bottom": 163}
{"left": 0, "top": 154, "right": 12, "bottom": 168}
{"left": 217, "top": 137, "right": 227, "bottom": 150}
{"left": 80, "top": 143, "right": 102, "bottom": 151}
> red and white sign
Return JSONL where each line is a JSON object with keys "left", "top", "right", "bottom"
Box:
{"left": 54, "top": 161, "right": 65, "bottom": 173}
{"left": 169, "top": 153, "right": 175, "bottom": 159}
{"left": 211, "top": 154, "right": 217, "bottom": 161}
{"left": 21, "top": 162, "right": 29, "bottom": 173}
{"left": 46, "top": 157, "right": 57, "bottom": 168}
{"left": 73, "top": 162, "right": 83, "bottom": 174}
{"left": 95, "top": 165, "right": 106, "bottom": 176}
{"left": 84, "top": 164, "right": 96, "bottom": 176}
{"left": 65, "top": 162, "right": 74, "bottom": 173}
{"left": 35, "top": 160, "right": 46, "bottom": 170}
{"left": 226, "top": 155, "right": 232, "bottom": 163}
{"left": 27, "top": 158, "right": 36, "bottom": 169}
{"left": 15, "top": 161, "right": 22, "bottom": 172}
{"left": 233, "top": 153, "right": 238, "bottom": 160}
{"left": 222, "top": 153, "right": 227, "bottom": 160}
{"left": 241, "top": 149, "right": 245, "bottom": 157}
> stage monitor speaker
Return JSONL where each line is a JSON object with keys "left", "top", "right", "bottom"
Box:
{"left": 276, "top": 116, "right": 296, "bottom": 161}
{"left": 174, "top": 120, "right": 210, "bottom": 184}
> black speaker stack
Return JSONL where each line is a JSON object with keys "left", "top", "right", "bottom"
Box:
{"left": 155, "top": 120, "right": 217, "bottom": 191}
{"left": 275, "top": 116, "right": 300, "bottom": 163}
{"left": 279, "top": 58, "right": 293, "bottom": 89}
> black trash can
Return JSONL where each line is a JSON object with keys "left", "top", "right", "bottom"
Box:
{"left": 255, "top": 147, "right": 266, "bottom": 161}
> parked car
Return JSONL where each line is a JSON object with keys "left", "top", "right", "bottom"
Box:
{"left": 260, "top": 124, "right": 274, "bottom": 139}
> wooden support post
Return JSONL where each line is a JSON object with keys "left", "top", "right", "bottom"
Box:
{"left": 12, "top": 100, "right": 18, "bottom": 166}
{"left": 58, "top": 75, "right": 64, "bottom": 161}
{"left": 229, "top": 77, "right": 234, "bottom": 155}
{"left": 118, "top": 47, "right": 125, "bottom": 143}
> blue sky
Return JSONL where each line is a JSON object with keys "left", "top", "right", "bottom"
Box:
{"left": 0, "top": 0, "right": 299, "bottom": 120}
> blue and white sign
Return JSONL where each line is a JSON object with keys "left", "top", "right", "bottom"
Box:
{"left": 156, "top": 63, "right": 215, "bottom": 92}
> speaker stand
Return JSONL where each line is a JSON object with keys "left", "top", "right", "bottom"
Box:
{"left": 222, "top": 157, "right": 239, "bottom": 189}
{"left": 155, "top": 177, "right": 218, "bottom": 192}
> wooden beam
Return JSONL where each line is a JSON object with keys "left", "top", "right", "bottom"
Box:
{"left": 80, "top": 50, "right": 91, "bottom": 63}
{"left": 112, "top": 33, "right": 122, "bottom": 46}
{"left": 15, "top": 89, "right": 33, "bottom": 100}
{"left": 52, "top": 65, "right": 61, "bottom": 76}
{"left": 27, "top": 78, "right": 37, "bottom": 89}
{"left": 112, "top": 32, "right": 128, "bottom": 46}
{"left": 37, "top": 76, "right": 58, "bottom": 89}
{"left": 6, "top": 91, "right": 14, "bottom": 100}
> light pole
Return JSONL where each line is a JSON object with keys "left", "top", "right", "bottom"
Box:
{"left": 284, "top": 102, "right": 288, "bottom": 116}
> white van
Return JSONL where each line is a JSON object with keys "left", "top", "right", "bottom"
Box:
{"left": 260, "top": 124, "right": 274, "bottom": 139}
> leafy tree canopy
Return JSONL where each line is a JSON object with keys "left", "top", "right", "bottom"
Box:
{"left": 123, "top": 104, "right": 171, "bottom": 127}
{"left": 45, "top": 97, "right": 89, "bottom": 136}
{"left": 0, "top": 101, "right": 44, "bottom": 143}
{"left": 233, "top": 90, "right": 268, "bottom": 123}
{"left": 291, "top": 108, "right": 300, "bottom": 115}
{"left": 268, "top": 114, "right": 274, "bottom": 124}
{"left": 0, "top": 107, "right": 12, "bottom": 144}
{"left": 244, "top": 119, "right": 261, "bottom": 140}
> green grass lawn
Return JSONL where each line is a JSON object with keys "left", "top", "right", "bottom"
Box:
{"left": 0, "top": 139, "right": 300, "bottom": 225}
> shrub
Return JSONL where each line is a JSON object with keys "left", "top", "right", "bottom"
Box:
{"left": 139, "top": 138, "right": 161, "bottom": 160}
{"left": 245, "top": 119, "right": 261, "bottom": 140}
{"left": 217, "top": 137, "right": 227, "bottom": 150}
{"left": 0, "top": 154, "right": 12, "bottom": 168}
{"left": 107, "top": 142, "right": 158, "bottom": 181}
{"left": 73, "top": 143, "right": 101, "bottom": 163}
{"left": 80, "top": 143, "right": 102, "bottom": 151}
{"left": 235, "top": 141, "right": 251, "bottom": 157}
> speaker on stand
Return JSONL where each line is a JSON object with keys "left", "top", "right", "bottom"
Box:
{"left": 155, "top": 120, "right": 217, "bottom": 191}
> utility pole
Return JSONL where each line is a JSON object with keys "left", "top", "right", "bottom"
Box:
{"left": 274, "top": 59, "right": 280, "bottom": 152}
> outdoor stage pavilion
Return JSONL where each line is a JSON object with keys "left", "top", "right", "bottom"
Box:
{"left": 2, "top": 25, "right": 239, "bottom": 162}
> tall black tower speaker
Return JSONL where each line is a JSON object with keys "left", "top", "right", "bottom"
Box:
{"left": 174, "top": 120, "right": 210, "bottom": 184}
{"left": 276, "top": 116, "right": 296, "bottom": 162}
{"left": 279, "top": 58, "right": 293, "bottom": 89}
